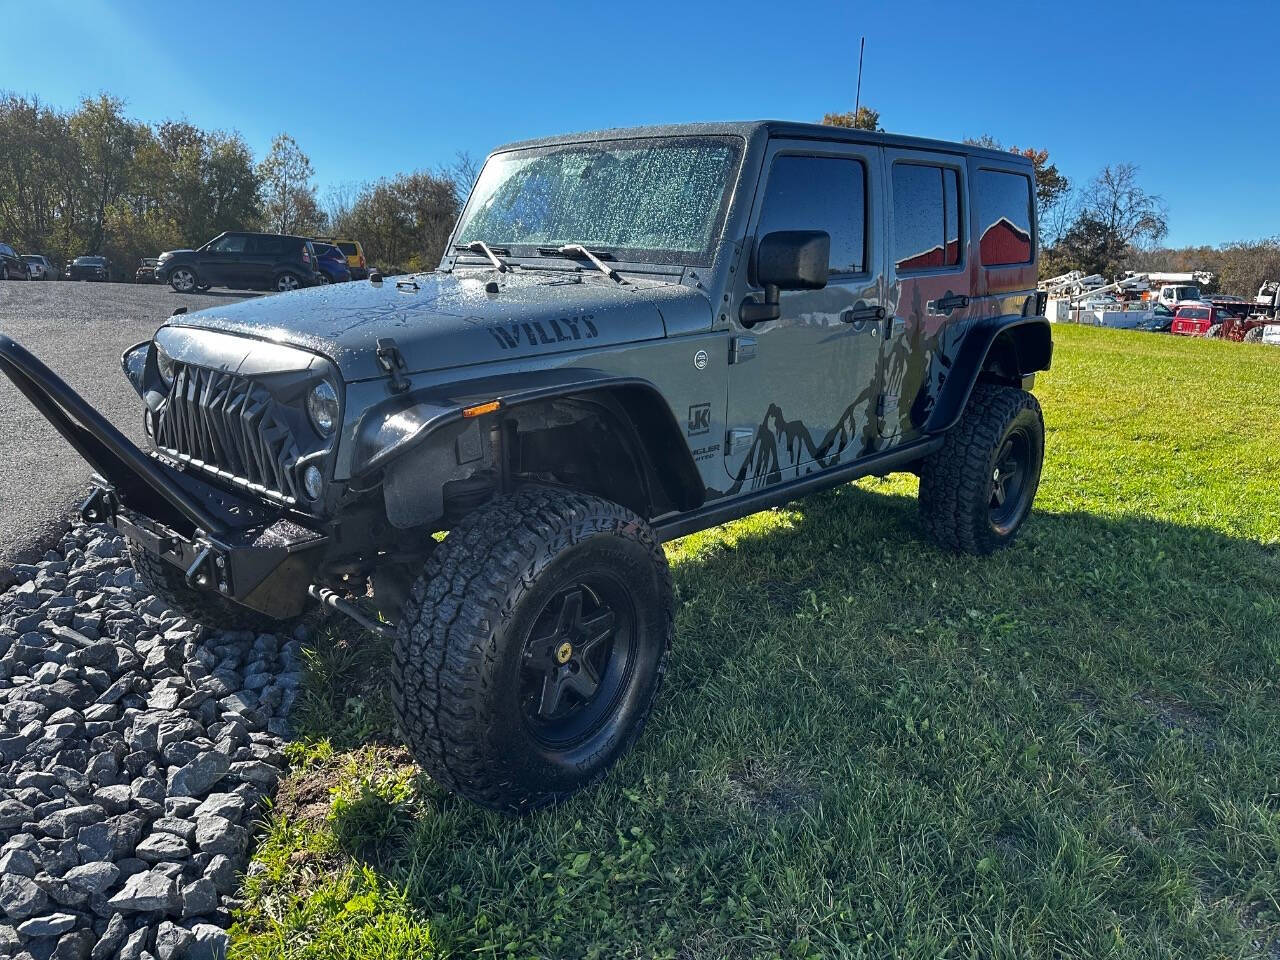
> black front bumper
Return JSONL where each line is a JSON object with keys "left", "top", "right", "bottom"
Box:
{"left": 0, "top": 334, "right": 327, "bottom": 620}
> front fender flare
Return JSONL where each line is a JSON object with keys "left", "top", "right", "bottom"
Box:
{"left": 349, "top": 367, "right": 704, "bottom": 513}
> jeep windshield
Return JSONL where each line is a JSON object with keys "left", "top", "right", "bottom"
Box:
{"left": 455, "top": 136, "right": 743, "bottom": 267}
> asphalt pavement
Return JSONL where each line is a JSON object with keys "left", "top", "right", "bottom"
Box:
{"left": 0, "top": 280, "right": 254, "bottom": 583}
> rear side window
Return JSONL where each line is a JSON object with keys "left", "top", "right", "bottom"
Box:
{"left": 251, "top": 236, "right": 285, "bottom": 256}
{"left": 757, "top": 155, "right": 866, "bottom": 274}
{"left": 892, "top": 164, "right": 962, "bottom": 272}
{"left": 0, "top": 244, "right": 15, "bottom": 257}
{"left": 337, "top": 242, "right": 357, "bottom": 255}
{"left": 975, "top": 169, "right": 1034, "bottom": 266}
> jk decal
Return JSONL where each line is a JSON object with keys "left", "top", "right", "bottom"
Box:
{"left": 687, "top": 403, "right": 711, "bottom": 436}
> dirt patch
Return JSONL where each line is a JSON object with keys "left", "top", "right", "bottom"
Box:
{"left": 724, "top": 757, "right": 818, "bottom": 816}
{"left": 1134, "top": 689, "right": 1217, "bottom": 739}
{"left": 1239, "top": 900, "right": 1280, "bottom": 960}
{"left": 273, "top": 766, "right": 341, "bottom": 825}
{"left": 1067, "top": 687, "right": 1101, "bottom": 713}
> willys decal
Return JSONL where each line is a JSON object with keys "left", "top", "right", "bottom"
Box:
{"left": 489, "top": 314, "right": 598, "bottom": 350}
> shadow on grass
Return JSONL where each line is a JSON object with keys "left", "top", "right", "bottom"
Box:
{"left": 290, "top": 482, "right": 1280, "bottom": 956}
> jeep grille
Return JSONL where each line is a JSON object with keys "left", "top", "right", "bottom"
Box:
{"left": 155, "top": 364, "right": 301, "bottom": 504}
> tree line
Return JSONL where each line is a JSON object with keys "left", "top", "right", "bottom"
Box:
{"left": 824, "top": 106, "right": 1277, "bottom": 297}
{"left": 0, "top": 92, "right": 469, "bottom": 276}
{"left": 2, "top": 92, "right": 1273, "bottom": 297}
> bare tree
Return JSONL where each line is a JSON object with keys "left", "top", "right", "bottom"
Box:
{"left": 1079, "top": 163, "right": 1167, "bottom": 255}
{"left": 440, "top": 151, "right": 480, "bottom": 208}
{"left": 322, "top": 181, "right": 358, "bottom": 232}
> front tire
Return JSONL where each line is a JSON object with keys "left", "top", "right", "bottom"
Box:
{"left": 1244, "top": 326, "right": 1264, "bottom": 343}
{"left": 1204, "top": 323, "right": 1222, "bottom": 339}
{"left": 394, "top": 486, "right": 674, "bottom": 813}
{"left": 127, "top": 541, "right": 286, "bottom": 633}
{"left": 169, "top": 267, "right": 198, "bottom": 293}
{"left": 918, "top": 384, "right": 1045, "bottom": 555}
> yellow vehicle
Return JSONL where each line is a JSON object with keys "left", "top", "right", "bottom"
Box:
{"left": 312, "top": 236, "right": 368, "bottom": 279}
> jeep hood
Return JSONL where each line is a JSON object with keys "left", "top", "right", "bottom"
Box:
{"left": 164, "top": 271, "right": 707, "bottom": 381}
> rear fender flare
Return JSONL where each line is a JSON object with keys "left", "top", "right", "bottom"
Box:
{"left": 924, "top": 315, "right": 1052, "bottom": 435}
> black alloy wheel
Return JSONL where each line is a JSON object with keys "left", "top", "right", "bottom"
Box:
{"left": 520, "top": 578, "right": 636, "bottom": 747}
{"left": 988, "top": 426, "right": 1036, "bottom": 536}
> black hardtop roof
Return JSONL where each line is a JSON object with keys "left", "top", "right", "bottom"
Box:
{"left": 493, "top": 120, "right": 1032, "bottom": 167}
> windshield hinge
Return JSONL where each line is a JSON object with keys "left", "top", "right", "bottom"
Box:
{"left": 376, "top": 338, "right": 411, "bottom": 394}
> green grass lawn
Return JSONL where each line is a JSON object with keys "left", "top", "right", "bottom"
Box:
{"left": 232, "top": 326, "right": 1280, "bottom": 960}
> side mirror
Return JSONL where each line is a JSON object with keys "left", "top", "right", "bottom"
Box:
{"left": 756, "top": 230, "right": 830, "bottom": 290}
{"left": 742, "top": 230, "right": 830, "bottom": 327}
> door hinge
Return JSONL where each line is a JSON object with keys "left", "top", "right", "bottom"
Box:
{"left": 729, "top": 336, "right": 757, "bottom": 364}
{"left": 726, "top": 427, "right": 755, "bottom": 454}
{"left": 876, "top": 394, "right": 899, "bottom": 418}
{"left": 376, "top": 337, "right": 410, "bottom": 394}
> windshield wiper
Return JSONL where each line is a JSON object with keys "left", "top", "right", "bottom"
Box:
{"left": 548, "top": 244, "right": 626, "bottom": 284}
{"left": 456, "top": 240, "right": 509, "bottom": 272}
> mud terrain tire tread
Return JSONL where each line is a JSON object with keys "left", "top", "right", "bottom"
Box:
{"left": 393, "top": 485, "right": 673, "bottom": 813}
{"left": 918, "top": 384, "right": 1044, "bottom": 556}
{"left": 1243, "top": 326, "right": 1264, "bottom": 343}
{"left": 127, "top": 540, "right": 285, "bottom": 632}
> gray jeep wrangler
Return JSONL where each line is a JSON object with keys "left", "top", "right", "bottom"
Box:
{"left": 0, "top": 121, "right": 1052, "bottom": 812}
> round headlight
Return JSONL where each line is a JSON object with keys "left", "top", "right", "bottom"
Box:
{"left": 307, "top": 381, "right": 339, "bottom": 436}
{"left": 155, "top": 343, "right": 176, "bottom": 388}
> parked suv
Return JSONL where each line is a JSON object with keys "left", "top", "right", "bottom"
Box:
{"left": 0, "top": 242, "right": 28, "bottom": 280}
{"left": 313, "top": 236, "right": 368, "bottom": 279}
{"left": 1170, "top": 303, "right": 1223, "bottom": 336}
{"left": 0, "top": 122, "right": 1052, "bottom": 813}
{"left": 155, "top": 231, "right": 320, "bottom": 293}
{"left": 65, "top": 255, "right": 110, "bottom": 281}
{"left": 312, "top": 243, "right": 352, "bottom": 284}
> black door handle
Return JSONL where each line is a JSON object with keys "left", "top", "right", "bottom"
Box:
{"left": 933, "top": 294, "right": 970, "bottom": 312}
{"left": 842, "top": 305, "right": 886, "bottom": 325}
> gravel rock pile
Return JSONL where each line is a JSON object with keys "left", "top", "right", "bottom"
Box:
{"left": 0, "top": 523, "right": 303, "bottom": 960}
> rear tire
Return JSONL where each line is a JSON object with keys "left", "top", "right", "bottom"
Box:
{"left": 918, "top": 384, "right": 1044, "bottom": 555}
{"left": 275, "top": 272, "right": 302, "bottom": 292}
{"left": 1244, "top": 326, "right": 1264, "bottom": 343}
{"left": 127, "top": 540, "right": 287, "bottom": 633}
{"left": 394, "top": 485, "right": 674, "bottom": 813}
{"left": 1204, "top": 324, "right": 1222, "bottom": 339}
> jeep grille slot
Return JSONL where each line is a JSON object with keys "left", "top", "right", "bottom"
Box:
{"left": 155, "top": 364, "right": 301, "bottom": 504}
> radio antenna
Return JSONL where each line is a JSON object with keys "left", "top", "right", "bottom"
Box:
{"left": 854, "top": 36, "right": 865, "bottom": 116}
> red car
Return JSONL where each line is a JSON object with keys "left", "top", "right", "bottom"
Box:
{"left": 1169, "top": 303, "right": 1222, "bottom": 336}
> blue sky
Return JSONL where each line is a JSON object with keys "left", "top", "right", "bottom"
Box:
{"left": 3, "top": 0, "right": 1276, "bottom": 248}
